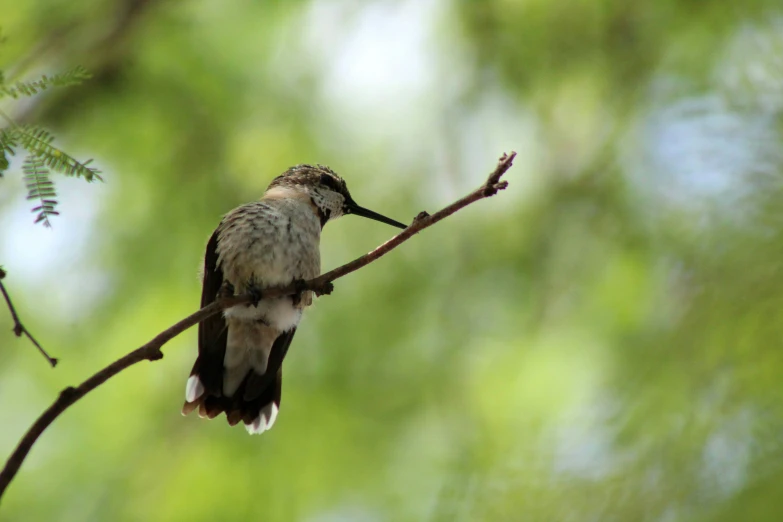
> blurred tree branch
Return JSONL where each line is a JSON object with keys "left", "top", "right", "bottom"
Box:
{"left": 0, "top": 152, "right": 515, "bottom": 502}
{"left": 0, "top": 268, "right": 57, "bottom": 367}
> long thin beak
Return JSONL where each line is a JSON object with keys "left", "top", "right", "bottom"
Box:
{"left": 345, "top": 200, "right": 407, "bottom": 229}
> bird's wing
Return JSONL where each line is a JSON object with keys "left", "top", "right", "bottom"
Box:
{"left": 194, "top": 228, "right": 228, "bottom": 395}
{"left": 242, "top": 327, "right": 296, "bottom": 401}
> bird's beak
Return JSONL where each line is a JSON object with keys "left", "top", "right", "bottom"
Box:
{"left": 344, "top": 200, "right": 407, "bottom": 229}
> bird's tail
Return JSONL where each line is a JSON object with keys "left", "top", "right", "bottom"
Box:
{"left": 182, "top": 322, "right": 296, "bottom": 434}
{"left": 181, "top": 360, "right": 282, "bottom": 434}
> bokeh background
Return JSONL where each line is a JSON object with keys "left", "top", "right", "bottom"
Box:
{"left": 2, "top": 0, "right": 783, "bottom": 520}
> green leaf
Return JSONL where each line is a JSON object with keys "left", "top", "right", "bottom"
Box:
{"left": 22, "top": 155, "right": 59, "bottom": 227}
{"left": 0, "top": 66, "right": 92, "bottom": 99}
{"left": 13, "top": 125, "right": 102, "bottom": 181}
{"left": 0, "top": 128, "right": 15, "bottom": 177}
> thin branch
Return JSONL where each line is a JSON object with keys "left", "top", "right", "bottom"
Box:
{"left": 0, "top": 152, "right": 515, "bottom": 501}
{"left": 0, "top": 270, "right": 57, "bottom": 367}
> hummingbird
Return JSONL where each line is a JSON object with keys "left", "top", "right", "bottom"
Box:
{"left": 181, "top": 164, "right": 407, "bottom": 434}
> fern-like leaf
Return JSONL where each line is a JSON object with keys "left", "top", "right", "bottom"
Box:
{"left": 23, "top": 155, "right": 59, "bottom": 227}
{"left": 13, "top": 125, "right": 101, "bottom": 181}
{"left": 0, "top": 129, "right": 15, "bottom": 176}
{"left": 1, "top": 66, "right": 92, "bottom": 99}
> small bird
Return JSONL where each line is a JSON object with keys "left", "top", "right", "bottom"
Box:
{"left": 182, "top": 164, "right": 407, "bottom": 434}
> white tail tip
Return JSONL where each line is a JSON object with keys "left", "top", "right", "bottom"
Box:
{"left": 185, "top": 375, "right": 205, "bottom": 403}
{"left": 245, "top": 403, "right": 279, "bottom": 435}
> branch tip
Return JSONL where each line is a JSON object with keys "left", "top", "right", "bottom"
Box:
{"left": 487, "top": 151, "right": 516, "bottom": 185}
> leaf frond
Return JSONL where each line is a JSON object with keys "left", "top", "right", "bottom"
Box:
{"left": 13, "top": 125, "right": 102, "bottom": 181}
{"left": 1, "top": 66, "right": 92, "bottom": 99}
{"left": 22, "top": 155, "right": 59, "bottom": 227}
{"left": 0, "top": 129, "right": 16, "bottom": 176}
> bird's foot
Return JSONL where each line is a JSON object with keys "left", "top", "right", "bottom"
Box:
{"left": 246, "top": 284, "right": 263, "bottom": 307}
{"left": 291, "top": 279, "right": 308, "bottom": 306}
{"left": 219, "top": 281, "right": 235, "bottom": 299}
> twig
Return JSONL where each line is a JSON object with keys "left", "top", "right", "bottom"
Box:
{"left": 0, "top": 270, "right": 57, "bottom": 367}
{"left": 0, "top": 152, "right": 515, "bottom": 501}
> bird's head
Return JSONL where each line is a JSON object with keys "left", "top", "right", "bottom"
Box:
{"left": 267, "top": 164, "right": 407, "bottom": 229}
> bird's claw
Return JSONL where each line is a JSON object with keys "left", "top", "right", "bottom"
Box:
{"left": 219, "top": 282, "right": 235, "bottom": 299}
{"left": 247, "top": 285, "right": 263, "bottom": 307}
{"left": 291, "top": 279, "right": 308, "bottom": 306}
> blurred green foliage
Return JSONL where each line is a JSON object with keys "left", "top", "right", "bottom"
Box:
{"left": 1, "top": 0, "right": 783, "bottom": 520}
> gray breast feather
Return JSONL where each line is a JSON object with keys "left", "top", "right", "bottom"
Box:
{"left": 216, "top": 199, "right": 321, "bottom": 290}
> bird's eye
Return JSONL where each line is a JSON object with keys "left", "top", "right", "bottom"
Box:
{"left": 319, "top": 173, "right": 335, "bottom": 189}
